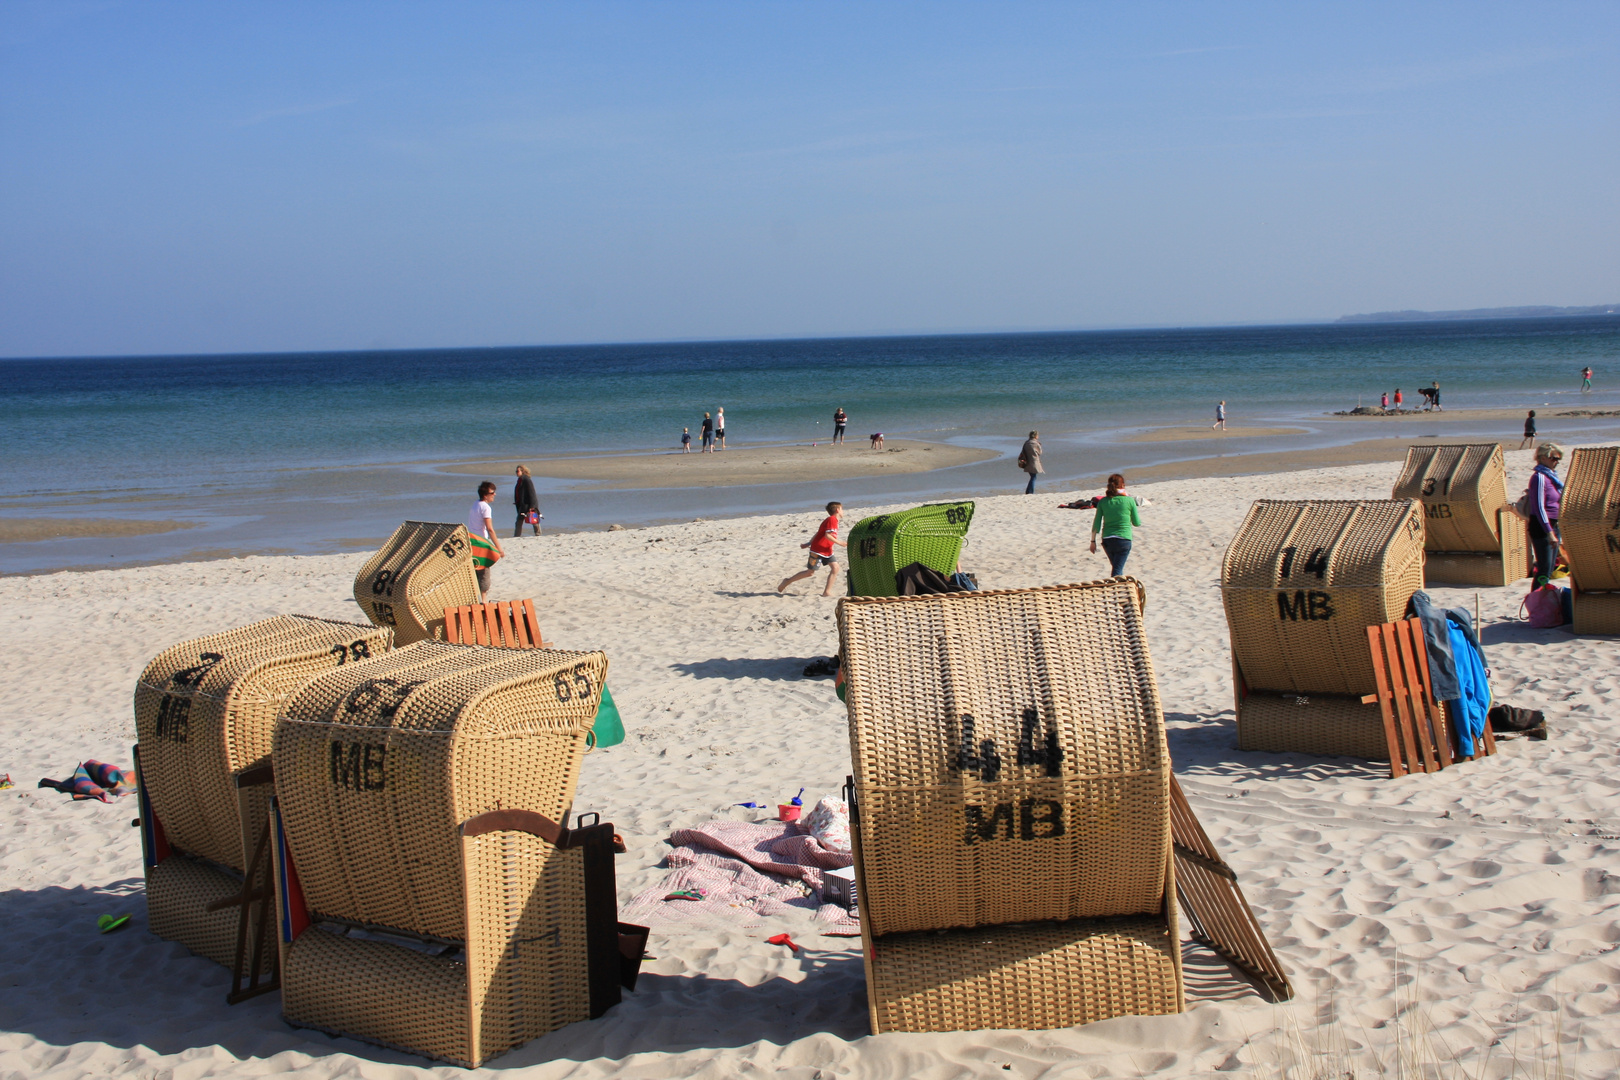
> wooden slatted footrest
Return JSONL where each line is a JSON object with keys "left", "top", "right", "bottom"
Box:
{"left": 442, "top": 599, "right": 552, "bottom": 648}
{"left": 1364, "top": 617, "right": 1495, "bottom": 778}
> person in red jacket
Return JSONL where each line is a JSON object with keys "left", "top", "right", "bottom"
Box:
{"left": 778, "top": 502, "right": 845, "bottom": 596}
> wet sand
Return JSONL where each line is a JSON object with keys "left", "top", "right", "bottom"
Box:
{"left": 0, "top": 518, "right": 197, "bottom": 543}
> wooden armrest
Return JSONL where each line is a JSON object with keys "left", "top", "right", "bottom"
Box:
{"left": 460, "top": 808, "right": 568, "bottom": 845}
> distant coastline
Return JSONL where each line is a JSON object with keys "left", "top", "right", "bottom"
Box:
{"left": 1337, "top": 304, "right": 1618, "bottom": 324}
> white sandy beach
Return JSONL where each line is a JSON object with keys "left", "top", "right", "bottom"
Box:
{"left": 2, "top": 449, "right": 1618, "bottom": 1079}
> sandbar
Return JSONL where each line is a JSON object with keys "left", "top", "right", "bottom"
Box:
{"left": 444, "top": 438, "right": 998, "bottom": 489}
{"left": 1121, "top": 425, "right": 1307, "bottom": 443}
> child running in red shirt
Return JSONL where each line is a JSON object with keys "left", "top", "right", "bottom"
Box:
{"left": 778, "top": 501, "right": 845, "bottom": 596}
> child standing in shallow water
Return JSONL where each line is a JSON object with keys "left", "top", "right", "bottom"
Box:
{"left": 779, "top": 502, "right": 845, "bottom": 596}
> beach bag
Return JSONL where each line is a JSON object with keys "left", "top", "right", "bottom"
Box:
{"left": 589, "top": 684, "right": 625, "bottom": 748}
{"left": 469, "top": 533, "right": 502, "bottom": 567}
{"left": 526, "top": 510, "right": 540, "bottom": 526}
{"left": 1514, "top": 489, "right": 1533, "bottom": 519}
{"left": 1520, "top": 584, "right": 1566, "bottom": 628}
{"left": 1488, "top": 703, "right": 1545, "bottom": 732}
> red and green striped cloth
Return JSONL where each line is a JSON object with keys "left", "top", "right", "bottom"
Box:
{"left": 469, "top": 534, "right": 500, "bottom": 567}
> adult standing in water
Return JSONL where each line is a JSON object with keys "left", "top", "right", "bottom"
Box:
{"left": 512, "top": 465, "right": 541, "bottom": 537}
{"left": 701, "top": 412, "right": 714, "bottom": 452}
{"left": 832, "top": 407, "right": 847, "bottom": 444}
{"left": 1018, "top": 431, "right": 1042, "bottom": 495}
{"left": 1090, "top": 473, "right": 1142, "bottom": 577}
{"left": 715, "top": 407, "right": 727, "bottom": 450}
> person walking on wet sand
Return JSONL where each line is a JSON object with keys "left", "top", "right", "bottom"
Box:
{"left": 513, "top": 466, "right": 541, "bottom": 537}
{"left": 1090, "top": 473, "right": 1142, "bottom": 577}
{"left": 1519, "top": 410, "right": 1537, "bottom": 450}
{"left": 1019, "top": 431, "right": 1042, "bottom": 495}
{"left": 833, "top": 407, "right": 847, "bottom": 444}
{"left": 1212, "top": 401, "right": 1227, "bottom": 431}
{"left": 1582, "top": 366, "right": 1593, "bottom": 393}
{"left": 778, "top": 502, "right": 845, "bottom": 596}
{"left": 715, "top": 407, "right": 727, "bottom": 450}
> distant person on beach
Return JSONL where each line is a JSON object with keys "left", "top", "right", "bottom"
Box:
{"left": 869, "top": 432, "right": 884, "bottom": 449}
{"left": 1381, "top": 392, "right": 1389, "bottom": 409}
{"left": 681, "top": 427, "right": 692, "bottom": 452}
{"left": 715, "top": 408, "right": 727, "bottom": 450}
{"left": 1519, "top": 411, "right": 1537, "bottom": 449}
{"left": 1582, "top": 366, "right": 1593, "bottom": 393}
{"left": 1090, "top": 473, "right": 1142, "bottom": 577}
{"left": 1429, "top": 382, "right": 1442, "bottom": 411}
{"left": 833, "top": 407, "right": 847, "bottom": 444}
{"left": 778, "top": 501, "right": 845, "bottom": 596}
{"left": 1524, "top": 443, "right": 1565, "bottom": 583}
{"left": 467, "top": 482, "right": 504, "bottom": 599}
{"left": 1018, "top": 431, "right": 1043, "bottom": 494}
{"left": 513, "top": 466, "right": 541, "bottom": 537}
{"left": 1394, "top": 388, "right": 1403, "bottom": 408}
{"left": 701, "top": 412, "right": 714, "bottom": 452}
{"left": 1212, "top": 401, "right": 1227, "bottom": 431}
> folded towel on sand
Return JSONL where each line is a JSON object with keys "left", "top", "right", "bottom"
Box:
{"left": 623, "top": 819, "right": 860, "bottom": 935}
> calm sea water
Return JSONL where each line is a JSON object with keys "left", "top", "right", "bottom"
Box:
{"left": 3, "top": 317, "right": 1617, "bottom": 572}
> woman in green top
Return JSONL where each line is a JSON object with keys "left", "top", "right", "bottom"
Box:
{"left": 1090, "top": 473, "right": 1142, "bottom": 577}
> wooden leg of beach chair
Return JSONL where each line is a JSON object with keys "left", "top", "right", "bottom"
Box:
{"left": 505, "top": 602, "right": 530, "bottom": 647}
{"left": 520, "top": 599, "right": 550, "bottom": 648}
{"left": 1403, "top": 619, "right": 1452, "bottom": 770}
{"left": 1380, "top": 622, "right": 1425, "bottom": 774}
{"left": 1392, "top": 623, "right": 1439, "bottom": 773}
{"left": 1366, "top": 626, "right": 1407, "bottom": 778}
{"left": 1169, "top": 776, "right": 1293, "bottom": 1001}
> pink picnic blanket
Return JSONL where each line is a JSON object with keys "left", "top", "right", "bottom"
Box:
{"left": 622, "top": 819, "right": 860, "bottom": 935}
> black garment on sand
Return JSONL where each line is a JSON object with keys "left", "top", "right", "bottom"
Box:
{"left": 896, "top": 562, "right": 960, "bottom": 596}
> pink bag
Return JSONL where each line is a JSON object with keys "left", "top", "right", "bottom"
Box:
{"left": 1521, "top": 584, "right": 1565, "bottom": 628}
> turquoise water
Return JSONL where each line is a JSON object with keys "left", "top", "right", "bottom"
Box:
{"left": 2, "top": 316, "right": 1616, "bottom": 572}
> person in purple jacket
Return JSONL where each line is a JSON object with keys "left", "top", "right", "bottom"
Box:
{"left": 1525, "top": 442, "right": 1565, "bottom": 583}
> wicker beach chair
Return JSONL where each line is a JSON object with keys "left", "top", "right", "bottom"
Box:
{"left": 354, "top": 522, "right": 483, "bottom": 645}
{"left": 1222, "top": 499, "right": 1425, "bottom": 759}
{"left": 442, "top": 598, "right": 552, "bottom": 648}
{"left": 1392, "top": 444, "right": 1530, "bottom": 586}
{"left": 133, "top": 615, "right": 392, "bottom": 995}
{"left": 845, "top": 502, "right": 974, "bottom": 597}
{"left": 1560, "top": 446, "right": 1620, "bottom": 635}
{"left": 271, "top": 641, "right": 638, "bottom": 1067}
{"left": 838, "top": 579, "right": 1183, "bottom": 1034}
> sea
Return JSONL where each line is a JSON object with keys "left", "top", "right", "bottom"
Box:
{"left": 3, "top": 316, "right": 1617, "bottom": 574}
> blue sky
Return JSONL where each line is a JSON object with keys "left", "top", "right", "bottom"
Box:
{"left": 2, "top": 2, "right": 1616, "bottom": 357}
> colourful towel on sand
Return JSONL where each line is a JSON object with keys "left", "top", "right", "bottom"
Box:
{"left": 622, "top": 819, "right": 860, "bottom": 935}
{"left": 38, "top": 760, "right": 137, "bottom": 802}
{"left": 468, "top": 534, "right": 501, "bottom": 567}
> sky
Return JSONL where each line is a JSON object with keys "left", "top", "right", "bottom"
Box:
{"left": 1, "top": 2, "right": 1617, "bottom": 358}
